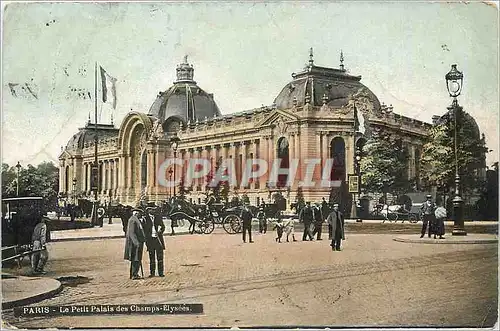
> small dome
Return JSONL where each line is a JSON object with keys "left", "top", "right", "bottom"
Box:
{"left": 65, "top": 123, "right": 118, "bottom": 150}
{"left": 274, "top": 49, "right": 381, "bottom": 111}
{"left": 148, "top": 56, "right": 221, "bottom": 124}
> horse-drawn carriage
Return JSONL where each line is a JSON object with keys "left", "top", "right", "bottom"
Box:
{"left": 160, "top": 197, "right": 245, "bottom": 235}
{"left": 2, "top": 197, "right": 50, "bottom": 266}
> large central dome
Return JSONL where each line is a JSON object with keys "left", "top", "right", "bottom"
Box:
{"left": 274, "top": 50, "right": 381, "bottom": 111}
{"left": 148, "top": 56, "right": 221, "bottom": 124}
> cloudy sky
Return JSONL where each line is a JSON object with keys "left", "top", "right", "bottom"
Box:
{"left": 2, "top": 1, "right": 498, "bottom": 167}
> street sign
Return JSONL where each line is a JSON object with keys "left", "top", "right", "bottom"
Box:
{"left": 91, "top": 166, "right": 99, "bottom": 191}
{"left": 348, "top": 174, "right": 360, "bottom": 193}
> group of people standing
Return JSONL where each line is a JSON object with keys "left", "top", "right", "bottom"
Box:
{"left": 123, "top": 207, "right": 166, "bottom": 280}
{"left": 420, "top": 194, "right": 446, "bottom": 239}
{"left": 298, "top": 200, "right": 345, "bottom": 251}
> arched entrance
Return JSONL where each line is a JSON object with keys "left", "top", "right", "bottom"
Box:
{"left": 140, "top": 150, "right": 147, "bottom": 191}
{"left": 330, "top": 137, "right": 346, "bottom": 181}
{"left": 276, "top": 137, "right": 289, "bottom": 188}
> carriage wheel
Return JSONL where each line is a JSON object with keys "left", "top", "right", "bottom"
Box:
{"left": 408, "top": 214, "right": 418, "bottom": 224}
{"left": 387, "top": 213, "right": 398, "bottom": 222}
{"left": 194, "top": 220, "right": 205, "bottom": 234}
{"left": 203, "top": 221, "right": 215, "bottom": 234}
{"left": 224, "top": 214, "right": 242, "bottom": 234}
{"left": 222, "top": 216, "right": 236, "bottom": 234}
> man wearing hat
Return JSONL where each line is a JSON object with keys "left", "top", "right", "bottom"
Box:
{"left": 31, "top": 216, "right": 50, "bottom": 274}
{"left": 240, "top": 202, "right": 254, "bottom": 243}
{"left": 143, "top": 207, "right": 166, "bottom": 277}
{"left": 326, "top": 204, "right": 345, "bottom": 251}
{"left": 420, "top": 194, "right": 436, "bottom": 238}
{"left": 257, "top": 205, "right": 267, "bottom": 234}
{"left": 299, "top": 201, "right": 314, "bottom": 241}
{"left": 124, "top": 207, "right": 146, "bottom": 279}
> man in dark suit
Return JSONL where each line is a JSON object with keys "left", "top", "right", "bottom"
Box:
{"left": 143, "top": 207, "right": 166, "bottom": 277}
{"left": 124, "top": 208, "right": 146, "bottom": 279}
{"left": 326, "top": 204, "right": 345, "bottom": 251}
{"left": 420, "top": 194, "right": 436, "bottom": 238}
{"left": 311, "top": 203, "right": 324, "bottom": 240}
{"left": 299, "top": 202, "right": 314, "bottom": 241}
{"left": 240, "top": 203, "right": 254, "bottom": 243}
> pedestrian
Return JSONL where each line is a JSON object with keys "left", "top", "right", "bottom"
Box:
{"left": 119, "top": 205, "right": 132, "bottom": 235}
{"left": 420, "top": 194, "right": 436, "bottom": 238}
{"left": 311, "top": 203, "right": 323, "bottom": 240}
{"left": 31, "top": 216, "right": 49, "bottom": 275}
{"left": 299, "top": 201, "right": 314, "bottom": 241}
{"left": 143, "top": 207, "right": 165, "bottom": 277}
{"left": 240, "top": 203, "right": 254, "bottom": 243}
{"left": 326, "top": 204, "right": 345, "bottom": 251}
{"left": 124, "top": 208, "right": 146, "bottom": 280}
{"left": 257, "top": 205, "right": 267, "bottom": 234}
{"left": 434, "top": 203, "right": 447, "bottom": 239}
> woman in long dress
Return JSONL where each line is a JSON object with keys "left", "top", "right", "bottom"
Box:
{"left": 434, "top": 204, "right": 447, "bottom": 239}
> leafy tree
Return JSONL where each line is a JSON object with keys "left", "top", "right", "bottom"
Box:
{"left": 359, "top": 131, "right": 411, "bottom": 198}
{"left": 272, "top": 191, "right": 286, "bottom": 211}
{"left": 296, "top": 186, "right": 305, "bottom": 209}
{"left": 2, "top": 161, "right": 59, "bottom": 208}
{"left": 420, "top": 107, "right": 488, "bottom": 198}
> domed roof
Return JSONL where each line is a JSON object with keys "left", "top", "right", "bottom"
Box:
{"left": 148, "top": 56, "right": 221, "bottom": 124}
{"left": 65, "top": 123, "right": 118, "bottom": 151}
{"left": 273, "top": 49, "right": 381, "bottom": 111}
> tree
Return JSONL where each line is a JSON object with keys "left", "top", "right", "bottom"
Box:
{"left": 2, "top": 161, "right": 59, "bottom": 208}
{"left": 359, "top": 132, "right": 411, "bottom": 198}
{"left": 420, "top": 107, "right": 488, "bottom": 199}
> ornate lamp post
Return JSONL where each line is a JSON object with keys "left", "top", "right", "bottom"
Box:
{"left": 445, "top": 64, "right": 466, "bottom": 236}
{"left": 15, "top": 161, "right": 21, "bottom": 197}
{"left": 168, "top": 168, "right": 173, "bottom": 197}
{"left": 72, "top": 178, "right": 77, "bottom": 204}
{"left": 171, "top": 137, "right": 180, "bottom": 197}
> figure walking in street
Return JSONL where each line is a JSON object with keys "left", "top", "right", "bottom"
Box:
{"left": 31, "top": 216, "right": 49, "bottom": 275}
{"left": 434, "top": 203, "right": 447, "bottom": 239}
{"left": 257, "top": 205, "right": 267, "bottom": 234}
{"left": 420, "top": 194, "right": 436, "bottom": 238}
{"left": 311, "top": 202, "right": 324, "bottom": 240}
{"left": 299, "top": 201, "right": 314, "bottom": 241}
{"left": 144, "top": 207, "right": 166, "bottom": 277}
{"left": 240, "top": 203, "right": 254, "bottom": 243}
{"left": 326, "top": 204, "right": 345, "bottom": 251}
{"left": 124, "top": 208, "right": 146, "bottom": 280}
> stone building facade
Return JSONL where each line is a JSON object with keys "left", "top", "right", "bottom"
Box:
{"left": 59, "top": 51, "right": 431, "bottom": 207}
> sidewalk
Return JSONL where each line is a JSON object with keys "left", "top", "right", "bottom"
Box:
{"left": 394, "top": 233, "right": 498, "bottom": 244}
{"left": 50, "top": 219, "right": 191, "bottom": 242}
{"left": 1, "top": 274, "right": 62, "bottom": 309}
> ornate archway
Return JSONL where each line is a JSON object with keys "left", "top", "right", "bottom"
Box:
{"left": 330, "top": 137, "right": 346, "bottom": 181}
{"left": 276, "top": 137, "right": 289, "bottom": 188}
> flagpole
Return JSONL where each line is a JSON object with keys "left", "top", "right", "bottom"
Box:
{"left": 93, "top": 61, "right": 99, "bottom": 226}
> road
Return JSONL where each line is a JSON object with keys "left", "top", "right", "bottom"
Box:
{"left": 2, "top": 230, "right": 498, "bottom": 328}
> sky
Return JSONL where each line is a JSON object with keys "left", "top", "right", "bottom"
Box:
{"left": 2, "top": 1, "right": 499, "bottom": 167}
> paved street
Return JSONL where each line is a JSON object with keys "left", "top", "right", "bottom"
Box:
{"left": 2, "top": 230, "right": 497, "bottom": 328}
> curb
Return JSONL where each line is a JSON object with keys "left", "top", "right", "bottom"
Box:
{"left": 393, "top": 237, "right": 498, "bottom": 244}
{"left": 2, "top": 278, "right": 63, "bottom": 310}
{"left": 50, "top": 230, "right": 192, "bottom": 242}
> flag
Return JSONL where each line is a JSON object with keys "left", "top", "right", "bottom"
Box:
{"left": 99, "top": 66, "right": 117, "bottom": 109}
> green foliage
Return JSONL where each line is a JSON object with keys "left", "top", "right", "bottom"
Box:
{"left": 359, "top": 132, "right": 411, "bottom": 197}
{"left": 2, "top": 161, "right": 59, "bottom": 207}
{"left": 420, "top": 107, "right": 488, "bottom": 196}
{"left": 296, "top": 186, "right": 305, "bottom": 208}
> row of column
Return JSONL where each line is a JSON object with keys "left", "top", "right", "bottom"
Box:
{"left": 81, "top": 158, "right": 120, "bottom": 195}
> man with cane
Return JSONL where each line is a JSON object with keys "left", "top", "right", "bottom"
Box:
{"left": 124, "top": 207, "right": 145, "bottom": 280}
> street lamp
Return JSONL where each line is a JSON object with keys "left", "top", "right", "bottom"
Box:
{"left": 171, "top": 137, "right": 180, "bottom": 197}
{"left": 72, "top": 178, "right": 77, "bottom": 204}
{"left": 168, "top": 168, "right": 173, "bottom": 197}
{"left": 445, "top": 64, "right": 466, "bottom": 236}
{"left": 15, "top": 161, "right": 21, "bottom": 197}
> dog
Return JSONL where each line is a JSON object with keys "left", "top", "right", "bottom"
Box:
{"left": 273, "top": 219, "right": 296, "bottom": 243}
